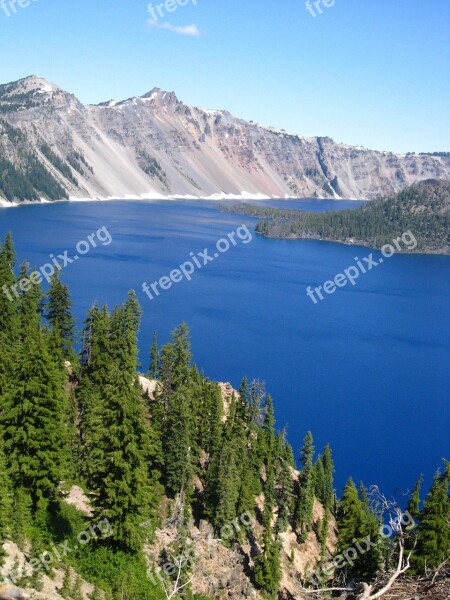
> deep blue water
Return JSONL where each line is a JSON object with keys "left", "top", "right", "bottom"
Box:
{"left": 1, "top": 199, "right": 449, "bottom": 498}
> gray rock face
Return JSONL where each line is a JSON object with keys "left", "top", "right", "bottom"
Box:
{"left": 0, "top": 75, "right": 449, "bottom": 202}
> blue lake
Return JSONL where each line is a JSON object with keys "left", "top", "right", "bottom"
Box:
{"left": 1, "top": 199, "right": 449, "bottom": 498}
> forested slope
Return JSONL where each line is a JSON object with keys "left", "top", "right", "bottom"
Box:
{"left": 0, "top": 234, "right": 448, "bottom": 599}
{"left": 222, "top": 180, "right": 450, "bottom": 254}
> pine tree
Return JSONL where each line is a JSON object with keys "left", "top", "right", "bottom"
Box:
{"left": 322, "top": 444, "right": 335, "bottom": 511}
{"left": 46, "top": 271, "right": 75, "bottom": 361}
{"left": 92, "top": 362, "right": 152, "bottom": 551}
{"left": 89, "top": 296, "right": 154, "bottom": 551}
{"left": 275, "top": 433, "right": 294, "bottom": 535}
{"left": 209, "top": 396, "right": 240, "bottom": 532}
{"left": 0, "top": 439, "right": 13, "bottom": 563}
{"left": 337, "top": 478, "right": 365, "bottom": 560}
{"left": 160, "top": 323, "right": 192, "bottom": 394}
{"left": 358, "top": 483, "right": 383, "bottom": 580}
{"left": 1, "top": 285, "right": 66, "bottom": 507}
{"left": 314, "top": 456, "right": 325, "bottom": 503}
{"left": 171, "top": 323, "right": 192, "bottom": 387}
{"left": 262, "top": 395, "right": 276, "bottom": 512}
{"left": 245, "top": 380, "right": 266, "bottom": 498}
{"left": 163, "top": 389, "right": 192, "bottom": 498}
{"left": 254, "top": 497, "right": 282, "bottom": 598}
{"left": 18, "top": 261, "right": 45, "bottom": 327}
{"left": 235, "top": 379, "right": 261, "bottom": 518}
{"left": 407, "top": 474, "right": 423, "bottom": 522}
{"left": 148, "top": 331, "right": 159, "bottom": 379}
{"left": 0, "top": 233, "right": 20, "bottom": 397}
{"left": 78, "top": 305, "right": 113, "bottom": 483}
{"left": 204, "top": 382, "right": 223, "bottom": 457}
{"left": 414, "top": 463, "right": 450, "bottom": 572}
{"left": 146, "top": 383, "right": 165, "bottom": 478}
{"left": 295, "top": 431, "right": 315, "bottom": 541}
{"left": 336, "top": 478, "right": 382, "bottom": 582}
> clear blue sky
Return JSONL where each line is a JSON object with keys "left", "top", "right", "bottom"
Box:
{"left": 0, "top": 0, "right": 449, "bottom": 153}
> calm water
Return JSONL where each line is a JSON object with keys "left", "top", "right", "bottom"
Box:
{"left": 1, "top": 199, "right": 449, "bottom": 497}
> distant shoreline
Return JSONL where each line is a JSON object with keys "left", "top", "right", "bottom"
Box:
{"left": 0, "top": 192, "right": 365, "bottom": 209}
{"left": 254, "top": 230, "right": 450, "bottom": 256}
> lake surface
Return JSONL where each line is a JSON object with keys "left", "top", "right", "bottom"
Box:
{"left": 1, "top": 199, "right": 449, "bottom": 498}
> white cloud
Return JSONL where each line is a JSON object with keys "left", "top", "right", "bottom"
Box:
{"left": 147, "top": 20, "right": 200, "bottom": 37}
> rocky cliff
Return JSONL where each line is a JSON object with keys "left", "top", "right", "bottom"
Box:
{"left": 0, "top": 76, "right": 449, "bottom": 204}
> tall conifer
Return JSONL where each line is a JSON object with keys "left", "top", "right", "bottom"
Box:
{"left": 414, "top": 463, "right": 450, "bottom": 571}
{"left": 295, "top": 431, "right": 315, "bottom": 541}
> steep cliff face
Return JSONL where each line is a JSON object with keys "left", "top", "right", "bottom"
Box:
{"left": 0, "top": 75, "right": 449, "bottom": 204}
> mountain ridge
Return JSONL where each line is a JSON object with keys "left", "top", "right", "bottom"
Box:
{"left": 0, "top": 75, "right": 449, "bottom": 204}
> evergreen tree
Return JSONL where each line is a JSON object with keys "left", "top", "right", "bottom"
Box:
{"left": 92, "top": 364, "right": 152, "bottom": 552}
{"left": 319, "top": 511, "right": 330, "bottom": 559}
{"left": 407, "top": 474, "right": 423, "bottom": 522}
{"left": 1, "top": 281, "right": 67, "bottom": 507}
{"left": 203, "top": 382, "right": 223, "bottom": 457}
{"left": 235, "top": 379, "right": 261, "bottom": 519}
{"left": 274, "top": 432, "right": 294, "bottom": 535}
{"left": 163, "top": 389, "right": 192, "bottom": 498}
{"left": 148, "top": 331, "right": 159, "bottom": 379}
{"left": 89, "top": 296, "right": 154, "bottom": 551}
{"left": 414, "top": 463, "right": 450, "bottom": 572}
{"left": 18, "top": 261, "right": 45, "bottom": 327}
{"left": 337, "top": 478, "right": 365, "bottom": 560}
{"left": 262, "top": 395, "right": 276, "bottom": 511}
{"left": 0, "top": 233, "right": 20, "bottom": 397}
{"left": 0, "top": 439, "right": 13, "bottom": 563}
{"left": 253, "top": 504, "right": 282, "bottom": 598}
{"left": 359, "top": 483, "right": 383, "bottom": 580}
{"left": 322, "top": 444, "right": 335, "bottom": 512}
{"left": 160, "top": 323, "right": 192, "bottom": 394}
{"left": 313, "top": 456, "right": 325, "bottom": 504}
{"left": 77, "top": 305, "right": 113, "bottom": 483}
{"left": 46, "top": 271, "right": 75, "bottom": 361}
{"left": 295, "top": 431, "right": 315, "bottom": 542}
{"left": 245, "top": 380, "right": 266, "bottom": 498}
{"left": 209, "top": 396, "right": 240, "bottom": 532}
{"left": 336, "top": 478, "right": 382, "bottom": 582}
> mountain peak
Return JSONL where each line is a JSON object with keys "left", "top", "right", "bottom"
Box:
{"left": 0, "top": 75, "right": 59, "bottom": 110}
{"left": 140, "top": 87, "right": 179, "bottom": 105}
{"left": 141, "top": 87, "right": 162, "bottom": 99}
{"left": 0, "top": 75, "right": 83, "bottom": 114}
{"left": 9, "top": 75, "right": 58, "bottom": 93}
